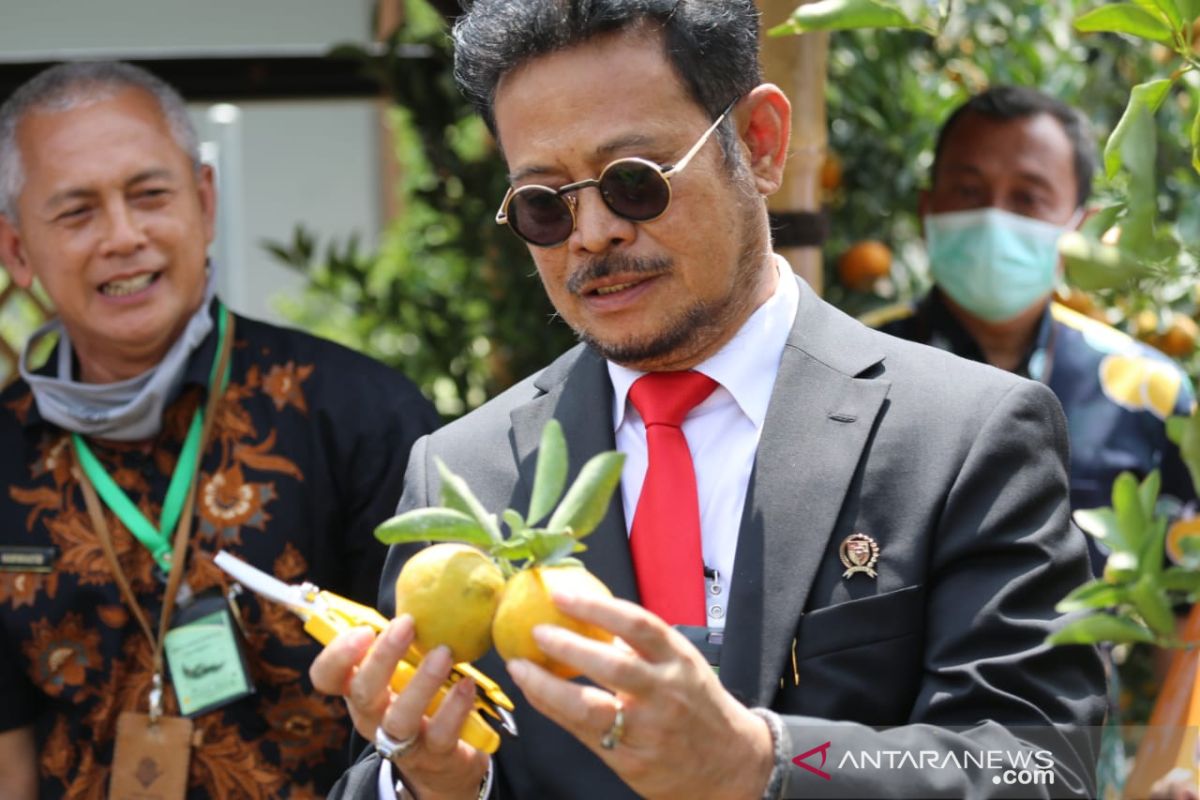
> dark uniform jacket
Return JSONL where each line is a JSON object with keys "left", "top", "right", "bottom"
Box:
{"left": 875, "top": 289, "right": 1196, "bottom": 572}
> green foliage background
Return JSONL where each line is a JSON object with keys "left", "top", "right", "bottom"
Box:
{"left": 268, "top": 0, "right": 1200, "bottom": 421}
{"left": 821, "top": 0, "right": 1200, "bottom": 345}
{"left": 270, "top": 1, "right": 577, "bottom": 418}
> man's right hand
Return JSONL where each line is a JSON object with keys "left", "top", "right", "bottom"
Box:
{"left": 310, "top": 615, "right": 490, "bottom": 800}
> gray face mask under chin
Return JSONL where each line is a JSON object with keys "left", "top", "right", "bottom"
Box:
{"left": 19, "top": 278, "right": 218, "bottom": 442}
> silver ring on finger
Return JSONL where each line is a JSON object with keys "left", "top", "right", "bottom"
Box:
{"left": 375, "top": 726, "right": 419, "bottom": 762}
{"left": 600, "top": 698, "right": 625, "bottom": 750}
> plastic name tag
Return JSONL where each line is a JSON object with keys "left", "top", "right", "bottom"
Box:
{"left": 164, "top": 592, "right": 254, "bottom": 716}
{"left": 109, "top": 711, "right": 193, "bottom": 800}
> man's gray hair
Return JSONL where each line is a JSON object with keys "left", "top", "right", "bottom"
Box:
{"left": 0, "top": 61, "right": 200, "bottom": 220}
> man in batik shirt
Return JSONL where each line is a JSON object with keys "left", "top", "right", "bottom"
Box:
{"left": 0, "top": 62, "right": 440, "bottom": 798}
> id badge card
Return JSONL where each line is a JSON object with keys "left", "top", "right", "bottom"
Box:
{"left": 164, "top": 591, "right": 254, "bottom": 716}
{"left": 109, "top": 711, "right": 193, "bottom": 800}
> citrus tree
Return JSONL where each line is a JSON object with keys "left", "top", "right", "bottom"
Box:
{"left": 775, "top": 0, "right": 1200, "bottom": 759}
{"left": 269, "top": 0, "right": 577, "bottom": 418}
{"left": 785, "top": 0, "right": 1200, "bottom": 347}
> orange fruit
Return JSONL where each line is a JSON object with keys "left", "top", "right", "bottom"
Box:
{"left": 1158, "top": 314, "right": 1198, "bottom": 358}
{"left": 394, "top": 543, "right": 505, "bottom": 663}
{"left": 1167, "top": 515, "right": 1200, "bottom": 564}
{"left": 1054, "top": 287, "right": 1096, "bottom": 316}
{"left": 837, "top": 240, "right": 892, "bottom": 291}
{"left": 491, "top": 565, "right": 614, "bottom": 679}
{"left": 1133, "top": 310, "right": 1160, "bottom": 343}
{"left": 819, "top": 154, "right": 842, "bottom": 192}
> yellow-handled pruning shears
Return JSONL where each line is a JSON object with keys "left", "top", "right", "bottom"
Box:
{"left": 213, "top": 551, "right": 517, "bottom": 753}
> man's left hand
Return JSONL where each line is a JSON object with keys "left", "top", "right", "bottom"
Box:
{"left": 506, "top": 591, "right": 774, "bottom": 800}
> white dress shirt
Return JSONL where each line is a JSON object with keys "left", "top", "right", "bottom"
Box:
{"left": 381, "top": 258, "right": 798, "bottom": 797}
{"left": 607, "top": 257, "right": 799, "bottom": 627}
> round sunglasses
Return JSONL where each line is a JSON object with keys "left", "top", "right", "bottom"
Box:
{"left": 495, "top": 101, "right": 736, "bottom": 248}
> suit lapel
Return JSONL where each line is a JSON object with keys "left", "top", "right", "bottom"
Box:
{"left": 719, "top": 281, "right": 891, "bottom": 706}
{"left": 509, "top": 346, "right": 639, "bottom": 603}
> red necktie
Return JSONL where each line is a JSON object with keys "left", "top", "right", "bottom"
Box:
{"left": 628, "top": 371, "right": 718, "bottom": 625}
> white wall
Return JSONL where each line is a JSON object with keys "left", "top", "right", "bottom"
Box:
{"left": 0, "top": 0, "right": 372, "bottom": 56}
{"left": 1, "top": 0, "right": 385, "bottom": 325}
{"left": 193, "top": 100, "right": 384, "bottom": 324}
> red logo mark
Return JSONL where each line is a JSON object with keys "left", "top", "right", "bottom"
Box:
{"left": 792, "top": 741, "right": 832, "bottom": 780}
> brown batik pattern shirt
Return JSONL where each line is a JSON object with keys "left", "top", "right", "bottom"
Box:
{"left": 0, "top": 302, "right": 440, "bottom": 798}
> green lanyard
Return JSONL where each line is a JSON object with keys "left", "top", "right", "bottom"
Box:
{"left": 73, "top": 304, "right": 231, "bottom": 574}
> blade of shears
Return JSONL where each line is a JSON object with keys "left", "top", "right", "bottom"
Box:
{"left": 213, "top": 550, "right": 519, "bottom": 742}
{"left": 213, "top": 551, "right": 313, "bottom": 615}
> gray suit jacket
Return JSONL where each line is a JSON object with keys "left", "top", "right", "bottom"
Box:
{"left": 333, "top": 277, "right": 1106, "bottom": 799}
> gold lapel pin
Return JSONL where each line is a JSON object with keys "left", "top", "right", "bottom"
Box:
{"left": 839, "top": 533, "right": 879, "bottom": 579}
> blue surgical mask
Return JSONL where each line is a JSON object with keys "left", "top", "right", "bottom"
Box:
{"left": 925, "top": 207, "right": 1078, "bottom": 323}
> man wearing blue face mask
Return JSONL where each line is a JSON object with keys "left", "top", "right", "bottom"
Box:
{"left": 872, "top": 85, "right": 1195, "bottom": 574}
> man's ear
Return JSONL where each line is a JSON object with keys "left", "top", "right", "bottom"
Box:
{"left": 197, "top": 163, "right": 218, "bottom": 246}
{"left": 737, "top": 84, "right": 791, "bottom": 196}
{"left": 0, "top": 215, "right": 34, "bottom": 289}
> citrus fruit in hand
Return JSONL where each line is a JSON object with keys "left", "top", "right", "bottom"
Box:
{"left": 394, "top": 543, "right": 505, "bottom": 663}
{"left": 492, "top": 565, "right": 614, "bottom": 679}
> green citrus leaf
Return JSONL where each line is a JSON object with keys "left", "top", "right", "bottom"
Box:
{"left": 1192, "top": 107, "right": 1200, "bottom": 177}
{"left": 1113, "top": 471, "right": 1147, "bottom": 553}
{"left": 1138, "top": 470, "right": 1162, "bottom": 522}
{"left": 1079, "top": 203, "right": 1126, "bottom": 240}
{"left": 1129, "top": 576, "right": 1177, "bottom": 635}
{"left": 527, "top": 419, "right": 568, "bottom": 526}
{"left": 1060, "top": 232, "right": 1152, "bottom": 290}
{"left": 547, "top": 451, "right": 626, "bottom": 541}
{"left": 1140, "top": 514, "right": 1170, "bottom": 578}
{"left": 502, "top": 508, "right": 527, "bottom": 536}
{"left": 1074, "top": 507, "right": 1129, "bottom": 551}
{"left": 1056, "top": 580, "right": 1127, "bottom": 612}
{"left": 1047, "top": 613, "right": 1158, "bottom": 646}
{"left": 1139, "top": 0, "right": 1184, "bottom": 31}
{"left": 1104, "top": 78, "right": 1173, "bottom": 181}
{"left": 491, "top": 534, "right": 534, "bottom": 563}
{"left": 768, "top": 0, "right": 918, "bottom": 36}
{"left": 374, "top": 508, "right": 492, "bottom": 547}
{"left": 527, "top": 531, "right": 586, "bottom": 565}
{"left": 436, "top": 457, "right": 503, "bottom": 544}
{"left": 1166, "top": 412, "right": 1200, "bottom": 498}
{"left": 1161, "top": 566, "right": 1200, "bottom": 592}
{"left": 1075, "top": 3, "right": 1175, "bottom": 42}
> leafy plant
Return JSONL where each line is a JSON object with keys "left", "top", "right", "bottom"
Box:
{"left": 773, "top": 0, "right": 1200, "bottom": 344}
{"left": 269, "top": 0, "right": 577, "bottom": 418}
{"left": 374, "top": 419, "right": 625, "bottom": 576}
{"left": 1050, "top": 470, "right": 1200, "bottom": 647}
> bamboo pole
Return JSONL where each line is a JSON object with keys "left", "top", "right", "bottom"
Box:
{"left": 758, "top": 0, "right": 829, "bottom": 295}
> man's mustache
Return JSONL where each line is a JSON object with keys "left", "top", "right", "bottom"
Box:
{"left": 567, "top": 254, "right": 673, "bottom": 295}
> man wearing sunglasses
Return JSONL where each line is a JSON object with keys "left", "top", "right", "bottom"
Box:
{"left": 313, "top": 2, "right": 1104, "bottom": 799}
